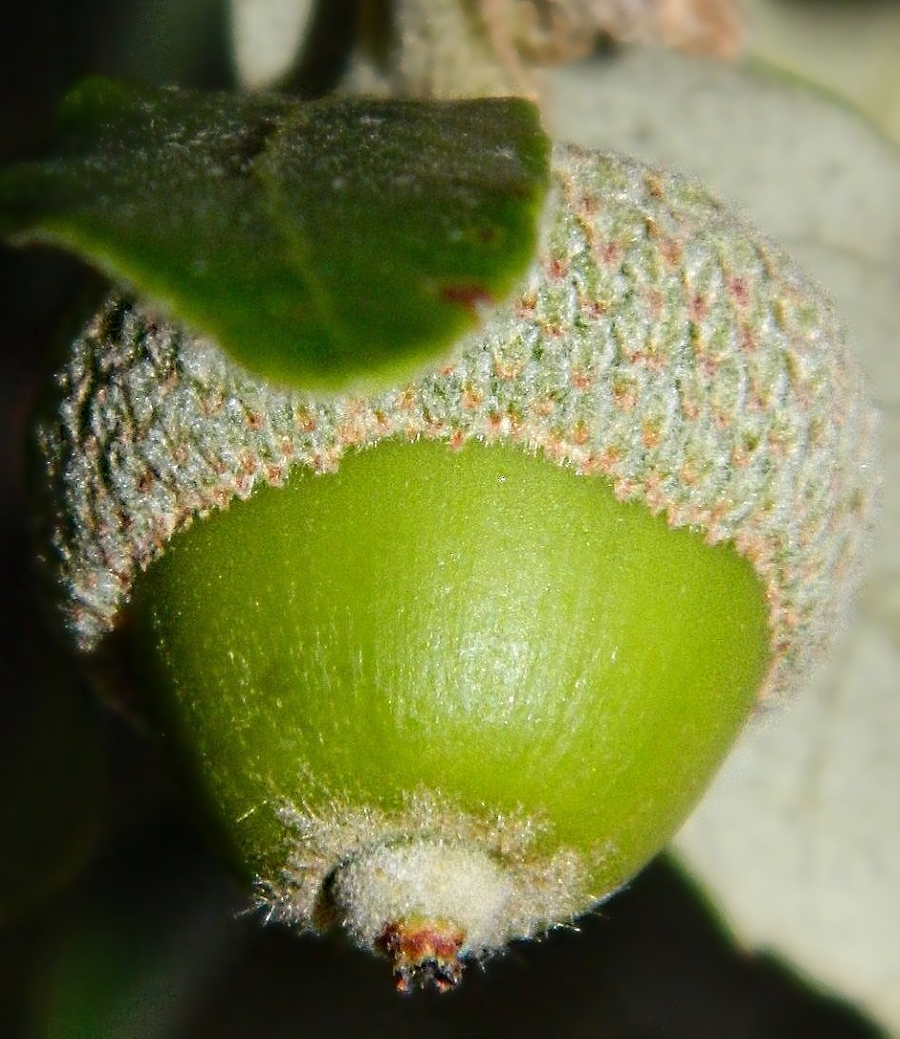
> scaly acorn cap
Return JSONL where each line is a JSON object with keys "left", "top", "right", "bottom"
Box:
{"left": 40, "top": 143, "right": 880, "bottom": 704}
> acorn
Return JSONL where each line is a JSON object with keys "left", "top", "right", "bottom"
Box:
{"left": 38, "top": 143, "right": 879, "bottom": 991}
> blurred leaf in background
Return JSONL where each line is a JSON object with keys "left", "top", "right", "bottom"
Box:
{"left": 742, "top": 0, "right": 900, "bottom": 143}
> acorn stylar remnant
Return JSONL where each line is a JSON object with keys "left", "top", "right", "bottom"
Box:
{"left": 38, "top": 144, "right": 879, "bottom": 990}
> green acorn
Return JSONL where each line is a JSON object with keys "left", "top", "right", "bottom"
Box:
{"left": 38, "top": 143, "right": 878, "bottom": 991}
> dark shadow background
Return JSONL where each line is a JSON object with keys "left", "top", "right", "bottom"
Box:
{"left": 0, "top": 2, "right": 891, "bottom": 1035}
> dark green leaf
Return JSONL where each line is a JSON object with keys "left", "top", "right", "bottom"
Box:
{"left": 0, "top": 78, "right": 550, "bottom": 390}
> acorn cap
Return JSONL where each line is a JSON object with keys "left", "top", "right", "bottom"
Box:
{"left": 40, "top": 142, "right": 880, "bottom": 703}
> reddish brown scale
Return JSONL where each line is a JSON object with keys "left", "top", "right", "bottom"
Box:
{"left": 598, "top": 240, "right": 623, "bottom": 266}
{"left": 460, "top": 385, "right": 484, "bottom": 411}
{"left": 689, "top": 293, "right": 709, "bottom": 323}
{"left": 659, "top": 236, "right": 683, "bottom": 268}
{"left": 515, "top": 291, "right": 538, "bottom": 317}
{"left": 548, "top": 257, "right": 569, "bottom": 280}
{"left": 727, "top": 275, "right": 750, "bottom": 307}
{"left": 645, "top": 171, "right": 666, "bottom": 199}
{"left": 647, "top": 288, "right": 666, "bottom": 319}
{"left": 293, "top": 406, "right": 316, "bottom": 433}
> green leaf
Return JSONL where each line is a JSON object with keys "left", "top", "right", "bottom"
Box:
{"left": 0, "top": 78, "right": 549, "bottom": 390}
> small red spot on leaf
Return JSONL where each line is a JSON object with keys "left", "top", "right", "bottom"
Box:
{"left": 439, "top": 283, "right": 495, "bottom": 316}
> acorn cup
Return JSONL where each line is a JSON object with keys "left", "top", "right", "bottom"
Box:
{"left": 37, "top": 142, "right": 879, "bottom": 992}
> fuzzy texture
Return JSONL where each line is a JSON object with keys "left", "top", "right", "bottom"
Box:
{"left": 260, "top": 794, "right": 590, "bottom": 962}
{"left": 334, "top": 841, "right": 514, "bottom": 954}
{"left": 39, "top": 143, "right": 880, "bottom": 702}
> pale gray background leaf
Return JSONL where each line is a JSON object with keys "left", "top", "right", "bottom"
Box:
{"left": 231, "top": 0, "right": 314, "bottom": 87}
{"left": 741, "top": 0, "right": 900, "bottom": 144}
{"left": 551, "top": 47, "right": 900, "bottom": 1035}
